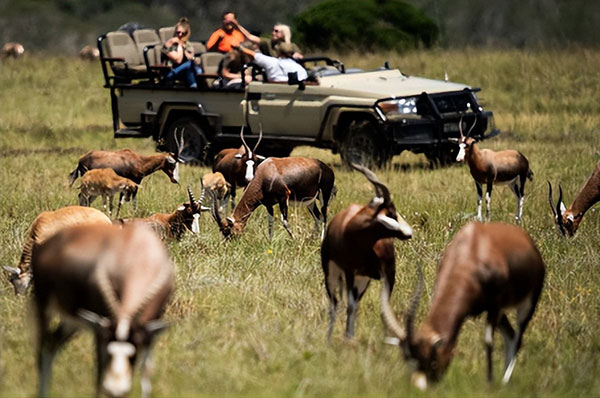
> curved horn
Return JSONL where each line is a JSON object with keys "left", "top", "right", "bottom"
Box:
{"left": 466, "top": 116, "right": 477, "bottom": 137}
{"left": 208, "top": 190, "right": 230, "bottom": 238}
{"left": 252, "top": 122, "right": 263, "bottom": 154}
{"left": 547, "top": 180, "right": 558, "bottom": 220}
{"left": 458, "top": 115, "right": 465, "bottom": 139}
{"left": 556, "top": 184, "right": 567, "bottom": 234}
{"left": 380, "top": 274, "right": 406, "bottom": 342}
{"left": 239, "top": 125, "right": 250, "bottom": 155}
{"left": 174, "top": 127, "right": 185, "bottom": 161}
{"left": 187, "top": 185, "right": 199, "bottom": 213}
{"left": 404, "top": 261, "right": 425, "bottom": 358}
{"left": 351, "top": 163, "right": 391, "bottom": 205}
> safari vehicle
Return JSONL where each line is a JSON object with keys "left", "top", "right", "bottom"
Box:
{"left": 98, "top": 30, "right": 498, "bottom": 167}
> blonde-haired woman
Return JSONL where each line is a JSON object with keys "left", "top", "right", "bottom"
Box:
{"left": 164, "top": 17, "right": 198, "bottom": 87}
{"left": 270, "top": 23, "right": 302, "bottom": 59}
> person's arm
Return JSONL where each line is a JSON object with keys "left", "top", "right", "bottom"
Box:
{"left": 206, "top": 30, "right": 224, "bottom": 52}
{"left": 234, "top": 45, "right": 256, "bottom": 60}
{"left": 165, "top": 39, "right": 184, "bottom": 65}
{"left": 231, "top": 17, "right": 261, "bottom": 44}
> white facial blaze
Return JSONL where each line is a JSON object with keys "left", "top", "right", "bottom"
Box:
{"left": 376, "top": 213, "right": 413, "bottom": 237}
{"left": 412, "top": 371, "right": 428, "bottom": 391}
{"left": 172, "top": 163, "right": 180, "bottom": 183}
{"left": 104, "top": 341, "right": 135, "bottom": 397}
{"left": 456, "top": 143, "right": 466, "bottom": 162}
{"left": 192, "top": 213, "right": 200, "bottom": 233}
{"left": 244, "top": 159, "right": 255, "bottom": 182}
{"left": 560, "top": 202, "right": 567, "bottom": 215}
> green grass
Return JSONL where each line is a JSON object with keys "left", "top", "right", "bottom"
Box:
{"left": 1, "top": 50, "right": 599, "bottom": 397}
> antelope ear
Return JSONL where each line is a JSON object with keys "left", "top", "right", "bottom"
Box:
{"left": 166, "top": 155, "right": 176, "bottom": 164}
{"left": 177, "top": 205, "right": 186, "bottom": 211}
{"left": 77, "top": 309, "right": 111, "bottom": 330}
{"left": 145, "top": 319, "right": 169, "bottom": 337}
{"left": 256, "top": 155, "right": 266, "bottom": 160}
{"left": 226, "top": 216, "right": 235, "bottom": 227}
{"left": 234, "top": 154, "right": 242, "bottom": 159}
{"left": 448, "top": 137, "right": 459, "bottom": 143}
{"left": 3, "top": 266, "right": 21, "bottom": 276}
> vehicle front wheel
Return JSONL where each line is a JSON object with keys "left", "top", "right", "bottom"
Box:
{"left": 340, "top": 120, "right": 390, "bottom": 169}
{"left": 164, "top": 118, "right": 209, "bottom": 165}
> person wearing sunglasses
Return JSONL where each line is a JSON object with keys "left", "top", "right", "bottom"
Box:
{"left": 269, "top": 24, "right": 303, "bottom": 59}
{"left": 163, "top": 17, "right": 198, "bottom": 88}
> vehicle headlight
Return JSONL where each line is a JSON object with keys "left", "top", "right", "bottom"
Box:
{"left": 378, "top": 97, "right": 418, "bottom": 116}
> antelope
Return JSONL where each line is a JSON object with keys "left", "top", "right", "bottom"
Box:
{"left": 212, "top": 126, "right": 265, "bottom": 211}
{"left": 210, "top": 157, "right": 336, "bottom": 241}
{"left": 453, "top": 118, "right": 533, "bottom": 221}
{"left": 3, "top": 206, "right": 112, "bottom": 295}
{"left": 198, "top": 172, "right": 231, "bottom": 212}
{"left": 79, "top": 44, "right": 100, "bottom": 61}
{"left": 117, "top": 186, "right": 203, "bottom": 240}
{"left": 78, "top": 168, "right": 140, "bottom": 218}
{"left": 1, "top": 42, "right": 24, "bottom": 58}
{"left": 548, "top": 160, "right": 600, "bottom": 236}
{"left": 31, "top": 223, "right": 174, "bottom": 398}
{"left": 321, "top": 164, "right": 413, "bottom": 339}
{"left": 381, "top": 222, "right": 545, "bottom": 390}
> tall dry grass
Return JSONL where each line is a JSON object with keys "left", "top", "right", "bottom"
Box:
{"left": 0, "top": 49, "right": 599, "bottom": 397}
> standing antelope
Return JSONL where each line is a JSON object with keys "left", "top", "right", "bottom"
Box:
{"left": 453, "top": 119, "right": 533, "bottom": 221}
{"left": 212, "top": 126, "right": 264, "bottom": 211}
{"left": 117, "top": 186, "right": 203, "bottom": 240}
{"left": 78, "top": 168, "right": 139, "bottom": 218}
{"left": 548, "top": 160, "right": 600, "bottom": 236}
{"left": 3, "top": 206, "right": 112, "bottom": 295}
{"left": 211, "top": 157, "right": 335, "bottom": 241}
{"left": 321, "top": 164, "right": 413, "bottom": 339}
{"left": 31, "top": 223, "right": 174, "bottom": 398}
{"left": 2, "top": 42, "right": 24, "bottom": 58}
{"left": 381, "top": 222, "right": 545, "bottom": 390}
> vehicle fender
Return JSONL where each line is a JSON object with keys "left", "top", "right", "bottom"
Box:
{"left": 324, "top": 106, "right": 381, "bottom": 144}
{"left": 155, "top": 101, "right": 221, "bottom": 141}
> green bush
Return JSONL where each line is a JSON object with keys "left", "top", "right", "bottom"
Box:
{"left": 293, "top": 0, "right": 439, "bottom": 52}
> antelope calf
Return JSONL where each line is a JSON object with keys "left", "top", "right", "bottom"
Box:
{"left": 3, "top": 206, "right": 111, "bottom": 295}
{"left": 79, "top": 44, "right": 99, "bottom": 61}
{"left": 454, "top": 121, "right": 533, "bottom": 221}
{"left": 199, "top": 172, "right": 231, "bottom": 212}
{"left": 548, "top": 160, "right": 600, "bottom": 236}
{"left": 212, "top": 126, "right": 264, "bottom": 211}
{"left": 118, "top": 186, "right": 203, "bottom": 240}
{"left": 210, "top": 157, "right": 336, "bottom": 241}
{"left": 2, "top": 42, "right": 24, "bottom": 58}
{"left": 321, "top": 164, "right": 413, "bottom": 339}
{"left": 31, "top": 223, "right": 174, "bottom": 398}
{"left": 78, "top": 168, "right": 139, "bottom": 218}
{"left": 381, "top": 222, "right": 545, "bottom": 390}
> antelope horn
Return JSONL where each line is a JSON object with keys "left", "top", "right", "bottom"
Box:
{"left": 187, "top": 185, "right": 199, "bottom": 213}
{"left": 174, "top": 127, "right": 185, "bottom": 160}
{"left": 239, "top": 125, "right": 250, "bottom": 155}
{"left": 465, "top": 116, "right": 477, "bottom": 137}
{"left": 547, "top": 181, "right": 558, "bottom": 220}
{"left": 208, "top": 189, "right": 228, "bottom": 237}
{"left": 351, "top": 163, "right": 391, "bottom": 205}
{"left": 458, "top": 115, "right": 465, "bottom": 139}
{"left": 404, "top": 261, "right": 425, "bottom": 359}
{"left": 252, "top": 122, "right": 263, "bottom": 154}
{"left": 380, "top": 274, "right": 406, "bottom": 342}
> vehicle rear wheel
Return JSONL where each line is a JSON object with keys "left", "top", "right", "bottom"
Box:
{"left": 340, "top": 120, "right": 390, "bottom": 169}
{"left": 164, "top": 117, "right": 209, "bottom": 165}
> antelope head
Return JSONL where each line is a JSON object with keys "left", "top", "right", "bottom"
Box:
{"left": 238, "top": 124, "right": 264, "bottom": 183}
{"left": 547, "top": 181, "right": 578, "bottom": 236}
{"left": 452, "top": 115, "right": 477, "bottom": 163}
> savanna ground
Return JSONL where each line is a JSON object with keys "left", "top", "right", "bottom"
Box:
{"left": 0, "top": 48, "right": 599, "bottom": 397}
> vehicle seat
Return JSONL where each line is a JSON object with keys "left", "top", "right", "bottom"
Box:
{"left": 159, "top": 26, "right": 175, "bottom": 43}
{"left": 133, "top": 29, "right": 161, "bottom": 60}
{"left": 199, "top": 52, "right": 226, "bottom": 87}
{"left": 104, "top": 31, "right": 148, "bottom": 77}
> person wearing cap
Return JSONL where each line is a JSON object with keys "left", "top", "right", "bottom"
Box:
{"left": 234, "top": 42, "right": 308, "bottom": 83}
{"left": 207, "top": 11, "right": 260, "bottom": 53}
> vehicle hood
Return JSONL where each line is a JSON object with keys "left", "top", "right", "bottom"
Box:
{"left": 317, "top": 69, "right": 470, "bottom": 98}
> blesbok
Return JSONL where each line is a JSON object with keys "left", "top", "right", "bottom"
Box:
{"left": 68, "top": 144, "right": 183, "bottom": 188}
{"left": 2, "top": 42, "right": 24, "bottom": 58}
{"left": 381, "top": 222, "right": 545, "bottom": 390}
{"left": 321, "top": 164, "right": 413, "bottom": 339}
{"left": 548, "top": 160, "right": 600, "bottom": 236}
{"left": 78, "top": 168, "right": 139, "bottom": 218}
{"left": 212, "top": 126, "right": 264, "bottom": 211}
{"left": 210, "top": 157, "right": 336, "bottom": 241}
{"left": 116, "top": 186, "right": 203, "bottom": 240}
{"left": 453, "top": 118, "right": 533, "bottom": 221}
{"left": 31, "top": 223, "right": 174, "bottom": 398}
{"left": 3, "top": 206, "right": 112, "bottom": 295}
{"left": 198, "top": 172, "right": 231, "bottom": 212}
{"left": 79, "top": 44, "right": 100, "bottom": 61}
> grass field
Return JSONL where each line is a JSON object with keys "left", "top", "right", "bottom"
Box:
{"left": 1, "top": 48, "right": 599, "bottom": 397}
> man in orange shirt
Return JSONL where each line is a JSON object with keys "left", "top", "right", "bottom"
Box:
{"left": 206, "top": 11, "right": 260, "bottom": 53}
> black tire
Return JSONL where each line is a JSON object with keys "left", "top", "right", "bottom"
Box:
{"left": 340, "top": 120, "right": 390, "bottom": 169}
{"left": 164, "top": 117, "right": 209, "bottom": 165}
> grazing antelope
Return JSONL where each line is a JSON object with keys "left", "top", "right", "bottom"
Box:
{"left": 211, "top": 157, "right": 335, "bottom": 241}
{"left": 453, "top": 119, "right": 533, "bottom": 221}
{"left": 548, "top": 160, "right": 600, "bottom": 236}
{"left": 79, "top": 44, "right": 99, "bottom": 61}
{"left": 381, "top": 222, "right": 545, "bottom": 390}
{"left": 2, "top": 42, "right": 24, "bottom": 58}
{"left": 117, "top": 186, "right": 203, "bottom": 240}
{"left": 31, "top": 223, "right": 174, "bottom": 398}
{"left": 3, "top": 206, "right": 112, "bottom": 295}
{"left": 198, "top": 172, "right": 231, "bottom": 212}
{"left": 212, "top": 126, "right": 264, "bottom": 211}
{"left": 68, "top": 147, "right": 182, "bottom": 188}
{"left": 78, "top": 168, "right": 139, "bottom": 218}
{"left": 321, "top": 164, "right": 413, "bottom": 339}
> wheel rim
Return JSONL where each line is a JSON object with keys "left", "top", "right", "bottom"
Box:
{"left": 169, "top": 121, "right": 207, "bottom": 164}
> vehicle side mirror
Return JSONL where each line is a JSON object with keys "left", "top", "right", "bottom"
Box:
{"left": 288, "top": 72, "right": 305, "bottom": 90}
